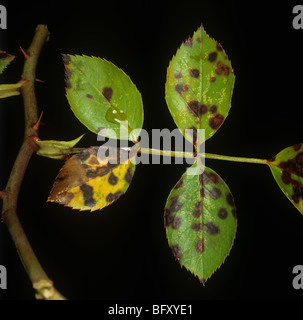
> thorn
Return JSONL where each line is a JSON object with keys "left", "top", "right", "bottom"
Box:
{"left": 19, "top": 46, "right": 30, "bottom": 59}
{"left": 32, "top": 112, "right": 43, "bottom": 131}
{"left": 0, "top": 190, "right": 6, "bottom": 200}
{"left": 35, "top": 78, "right": 46, "bottom": 84}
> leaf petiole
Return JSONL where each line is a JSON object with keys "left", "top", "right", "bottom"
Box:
{"left": 139, "top": 147, "right": 267, "bottom": 165}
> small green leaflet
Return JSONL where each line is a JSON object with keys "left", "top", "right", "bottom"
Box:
{"left": 165, "top": 26, "right": 235, "bottom": 145}
{"left": 268, "top": 143, "right": 303, "bottom": 214}
{"left": 165, "top": 162, "right": 237, "bottom": 283}
{"left": 0, "top": 50, "right": 15, "bottom": 74}
{"left": 63, "top": 54, "right": 144, "bottom": 143}
{"left": 36, "top": 134, "right": 84, "bottom": 159}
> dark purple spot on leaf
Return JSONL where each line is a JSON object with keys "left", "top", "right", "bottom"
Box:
{"left": 190, "top": 69, "right": 200, "bottom": 78}
{"left": 80, "top": 184, "right": 96, "bottom": 207}
{"left": 172, "top": 216, "right": 182, "bottom": 229}
{"left": 86, "top": 94, "right": 93, "bottom": 99}
{"left": 193, "top": 201, "right": 202, "bottom": 218}
{"left": 209, "top": 114, "right": 225, "bottom": 130}
{"left": 171, "top": 244, "right": 183, "bottom": 261}
{"left": 209, "top": 105, "right": 217, "bottom": 114}
{"left": 226, "top": 193, "right": 235, "bottom": 207}
{"left": 195, "top": 239, "right": 205, "bottom": 254}
{"left": 108, "top": 172, "right": 118, "bottom": 185}
{"left": 192, "top": 222, "right": 203, "bottom": 232}
{"left": 102, "top": 87, "right": 113, "bottom": 102}
{"left": 174, "top": 72, "right": 182, "bottom": 79}
{"left": 124, "top": 168, "right": 133, "bottom": 184}
{"left": 204, "top": 222, "right": 220, "bottom": 235}
{"left": 106, "top": 191, "right": 123, "bottom": 203}
{"left": 184, "top": 37, "right": 193, "bottom": 47}
{"left": 208, "top": 51, "right": 218, "bottom": 63}
{"left": 188, "top": 101, "right": 207, "bottom": 118}
{"left": 170, "top": 195, "right": 183, "bottom": 212}
{"left": 209, "top": 187, "right": 222, "bottom": 199}
{"left": 218, "top": 208, "right": 228, "bottom": 219}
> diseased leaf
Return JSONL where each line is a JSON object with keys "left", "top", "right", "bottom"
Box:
{"left": 165, "top": 162, "right": 237, "bottom": 283}
{"left": 0, "top": 50, "right": 15, "bottom": 74}
{"left": 36, "top": 134, "right": 84, "bottom": 159}
{"left": 268, "top": 143, "right": 303, "bottom": 214}
{"left": 165, "top": 26, "right": 235, "bottom": 145}
{"left": 48, "top": 146, "right": 136, "bottom": 211}
{"left": 63, "top": 54, "right": 143, "bottom": 142}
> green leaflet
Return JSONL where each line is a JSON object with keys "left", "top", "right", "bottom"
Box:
{"left": 268, "top": 143, "right": 303, "bottom": 214}
{"left": 63, "top": 54, "right": 144, "bottom": 143}
{"left": 165, "top": 162, "right": 237, "bottom": 283}
{"left": 36, "top": 134, "right": 84, "bottom": 159}
{"left": 0, "top": 50, "right": 15, "bottom": 74}
{"left": 0, "top": 81, "right": 26, "bottom": 99}
{"left": 165, "top": 26, "right": 235, "bottom": 145}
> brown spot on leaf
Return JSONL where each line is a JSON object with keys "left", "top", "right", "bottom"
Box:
{"left": 86, "top": 94, "right": 93, "bottom": 99}
{"left": 170, "top": 195, "right": 183, "bottom": 212}
{"left": 175, "top": 177, "right": 183, "bottom": 189}
{"left": 106, "top": 191, "right": 123, "bottom": 203}
{"left": 80, "top": 184, "right": 96, "bottom": 207}
{"left": 192, "top": 222, "right": 203, "bottom": 232}
{"left": 209, "top": 105, "right": 217, "bottom": 114}
{"left": 209, "top": 114, "right": 225, "bottom": 130}
{"left": 102, "top": 87, "right": 113, "bottom": 102}
{"left": 208, "top": 51, "right": 218, "bottom": 63}
{"left": 195, "top": 239, "right": 205, "bottom": 254}
{"left": 174, "top": 72, "right": 182, "bottom": 79}
{"left": 124, "top": 168, "right": 133, "bottom": 184}
{"left": 226, "top": 193, "right": 235, "bottom": 207}
{"left": 204, "top": 222, "right": 220, "bottom": 235}
{"left": 190, "top": 69, "right": 200, "bottom": 78}
{"left": 215, "top": 61, "right": 230, "bottom": 76}
{"left": 209, "top": 187, "right": 222, "bottom": 200}
{"left": 193, "top": 201, "right": 202, "bottom": 218}
{"left": 184, "top": 37, "right": 193, "bottom": 47}
{"left": 108, "top": 172, "right": 118, "bottom": 185}
{"left": 188, "top": 101, "right": 207, "bottom": 118}
{"left": 175, "top": 83, "right": 189, "bottom": 95}
{"left": 172, "top": 216, "right": 182, "bottom": 229}
{"left": 171, "top": 244, "right": 183, "bottom": 261}
{"left": 218, "top": 208, "right": 228, "bottom": 219}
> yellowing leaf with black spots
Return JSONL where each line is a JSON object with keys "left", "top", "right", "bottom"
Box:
{"left": 48, "top": 146, "right": 136, "bottom": 211}
{"left": 268, "top": 143, "right": 303, "bottom": 214}
{"left": 165, "top": 162, "right": 237, "bottom": 284}
{"left": 165, "top": 25, "right": 235, "bottom": 145}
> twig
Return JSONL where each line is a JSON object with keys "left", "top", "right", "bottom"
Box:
{"left": 1, "top": 25, "right": 66, "bottom": 300}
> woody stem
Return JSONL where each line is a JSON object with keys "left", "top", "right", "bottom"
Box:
{"left": 1, "top": 25, "right": 66, "bottom": 300}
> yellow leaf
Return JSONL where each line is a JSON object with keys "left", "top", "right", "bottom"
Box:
{"left": 48, "top": 146, "right": 136, "bottom": 211}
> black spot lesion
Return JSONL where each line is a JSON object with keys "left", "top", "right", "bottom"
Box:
{"left": 80, "top": 184, "right": 96, "bottom": 207}
{"left": 124, "top": 168, "right": 134, "bottom": 184}
{"left": 62, "top": 54, "right": 71, "bottom": 65}
{"left": 187, "top": 101, "right": 207, "bottom": 118}
{"left": 183, "top": 37, "right": 193, "bottom": 48}
{"left": 208, "top": 51, "right": 218, "bottom": 63}
{"left": 86, "top": 94, "right": 93, "bottom": 99}
{"left": 108, "top": 172, "right": 118, "bottom": 185}
{"left": 171, "top": 244, "right": 183, "bottom": 261}
{"left": 169, "top": 195, "right": 183, "bottom": 212}
{"left": 175, "top": 83, "right": 189, "bottom": 95}
{"left": 209, "top": 114, "right": 225, "bottom": 130}
{"left": 102, "top": 87, "right": 113, "bottom": 102}
{"left": 190, "top": 68, "right": 200, "bottom": 78}
{"left": 106, "top": 191, "right": 123, "bottom": 203}
{"left": 195, "top": 238, "right": 205, "bottom": 254}
{"left": 204, "top": 222, "right": 220, "bottom": 235}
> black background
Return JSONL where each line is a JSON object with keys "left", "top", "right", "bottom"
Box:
{"left": 0, "top": 0, "right": 303, "bottom": 301}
